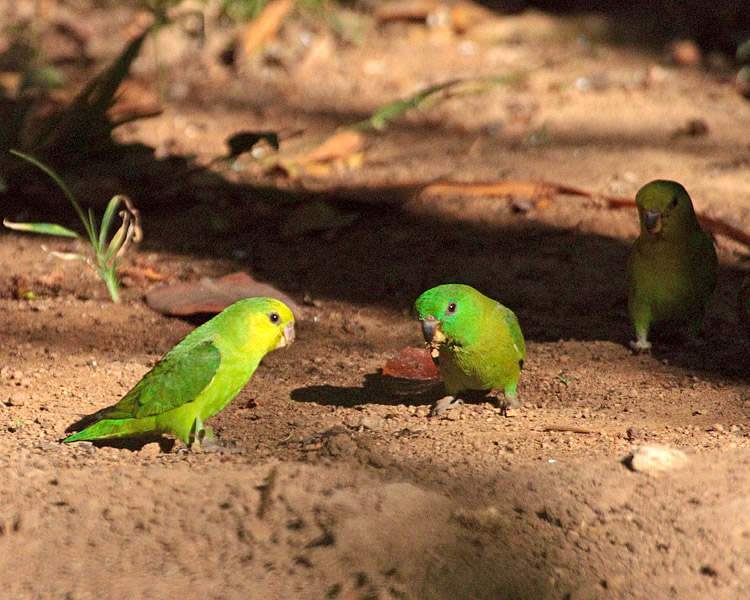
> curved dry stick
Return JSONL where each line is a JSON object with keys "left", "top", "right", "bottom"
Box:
{"left": 417, "top": 179, "right": 750, "bottom": 248}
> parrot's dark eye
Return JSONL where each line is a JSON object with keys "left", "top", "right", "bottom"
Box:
{"left": 668, "top": 197, "right": 679, "bottom": 209}
{"left": 268, "top": 312, "right": 281, "bottom": 324}
{"left": 446, "top": 301, "right": 457, "bottom": 315}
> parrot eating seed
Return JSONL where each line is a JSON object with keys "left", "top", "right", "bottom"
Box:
{"left": 414, "top": 284, "right": 525, "bottom": 416}
{"left": 64, "top": 297, "right": 295, "bottom": 448}
{"left": 626, "top": 180, "right": 718, "bottom": 353}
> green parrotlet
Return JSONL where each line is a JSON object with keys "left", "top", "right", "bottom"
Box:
{"left": 64, "top": 297, "right": 295, "bottom": 447}
{"left": 627, "top": 180, "right": 718, "bottom": 352}
{"left": 414, "top": 284, "right": 526, "bottom": 416}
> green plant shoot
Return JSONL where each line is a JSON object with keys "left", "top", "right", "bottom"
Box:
{"left": 3, "top": 150, "right": 141, "bottom": 303}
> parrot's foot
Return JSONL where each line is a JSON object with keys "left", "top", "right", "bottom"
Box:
{"left": 189, "top": 426, "right": 247, "bottom": 453}
{"left": 431, "top": 396, "right": 463, "bottom": 417}
{"left": 497, "top": 392, "right": 520, "bottom": 417}
{"left": 629, "top": 335, "right": 652, "bottom": 354}
{"left": 195, "top": 437, "right": 248, "bottom": 454}
{"left": 190, "top": 425, "right": 214, "bottom": 447}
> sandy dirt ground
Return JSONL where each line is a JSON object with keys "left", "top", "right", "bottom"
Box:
{"left": 1, "top": 2, "right": 750, "bottom": 599}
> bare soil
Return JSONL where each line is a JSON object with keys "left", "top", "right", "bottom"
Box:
{"left": 1, "top": 3, "right": 749, "bottom": 599}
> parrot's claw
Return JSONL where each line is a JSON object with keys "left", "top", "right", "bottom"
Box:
{"left": 431, "top": 396, "right": 463, "bottom": 417}
{"left": 196, "top": 438, "right": 248, "bottom": 454}
{"left": 629, "top": 337, "right": 652, "bottom": 354}
{"left": 190, "top": 425, "right": 245, "bottom": 452}
{"left": 497, "top": 392, "right": 520, "bottom": 417}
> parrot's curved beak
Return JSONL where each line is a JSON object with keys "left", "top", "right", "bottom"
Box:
{"left": 643, "top": 208, "right": 663, "bottom": 234}
{"left": 276, "top": 321, "right": 296, "bottom": 349}
{"left": 421, "top": 316, "right": 447, "bottom": 344}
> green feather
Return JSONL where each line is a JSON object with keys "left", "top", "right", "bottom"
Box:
{"left": 64, "top": 297, "right": 295, "bottom": 446}
{"left": 627, "top": 180, "right": 718, "bottom": 351}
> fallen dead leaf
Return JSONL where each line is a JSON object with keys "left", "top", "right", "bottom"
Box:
{"left": 417, "top": 179, "right": 559, "bottom": 209}
{"left": 267, "top": 130, "right": 366, "bottom": 177}
{"left": 300, "top": 130, "right": 365, "bottom": 165}
{"left": 382, "top": 346, "right": 440, "bottom": 380}
{"left": 450, "top": 1, "right": 495, "bottom": 33}
{"left": 240, "top": 0, "right": 294, "bottom": 57}
{"left": 108, "top": 79, "right": 162, "bottom": 125}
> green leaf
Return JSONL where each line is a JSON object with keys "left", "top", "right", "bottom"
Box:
{"left": 3, "top": 219, "right": 79, "bottom": 238}
{"left": 9, "top": 150, "right": 94, "bottom": 243}
{"left": 104, "top": 225, "right": 125, "bottom": 264}
{"left": 98, "top": 195, "right": 121, "bottom": 250}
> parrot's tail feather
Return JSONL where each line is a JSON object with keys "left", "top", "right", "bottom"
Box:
{"left": 63, "top": 417, "right": 158, "bottom": 443}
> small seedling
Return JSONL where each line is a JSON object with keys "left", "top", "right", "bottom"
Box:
{"left": 3, "top": 150, "right": 141, "bottom": 303}
{"left": 555, "top": 372, "right": 579, "bottom": 387}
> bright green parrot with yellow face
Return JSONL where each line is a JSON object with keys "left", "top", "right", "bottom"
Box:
{"left": 627, "top": 180, "right": 718, "bottom": 353}
{"left": 414, "top": 284, "right": 525, "bottom": 416}
{"left": 64, "top": 297, "right": 295, "bottom": 448}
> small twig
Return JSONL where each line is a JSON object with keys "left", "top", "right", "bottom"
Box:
{"left": 534, "top": 425, "right": 595, "bottom": 434}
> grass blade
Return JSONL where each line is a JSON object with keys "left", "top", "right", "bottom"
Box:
{"left": 87, "top": 207, "right": 98, "bottom": 249}
{"left": 3, "top": 219, "right": 79, "bottom": 238}
{"left": 32, "top": 29, "right": 150, "bottom": 158}
{"left": 104, "top": 224, "right": 125, "bottom": 265}
{"left": 98, "top": 195, "right": 121, "bottom": 250}
{"left": 9, "top": 149, "right": 95, "bottom": 243}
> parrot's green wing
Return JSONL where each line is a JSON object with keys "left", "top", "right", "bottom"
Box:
{"left": 103, "top": 341, "right": 222, "bottom": 420}
{"left": 497, "top": 303, "right": 526, "bottom": 363}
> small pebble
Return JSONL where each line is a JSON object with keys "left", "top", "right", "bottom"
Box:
{"left": 628, "top": 444, "right": 688, "bottom": 473}
{"left": 626, "top": 427, "right": 644, "bottom": 442}
{"left": 6, "top": 392, "right": 27, "bottom": 407}
{"left": 671, "top": 39, "right": 701, "bottom": 67}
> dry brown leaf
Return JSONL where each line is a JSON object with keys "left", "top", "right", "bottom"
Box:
{"left": 300, "top": 162, "right": 333, "bottom": 177}
{"left": 382, "top": 347, "right": 440, "bottom": 380}
{"left": 450, "top": 1, "right": 495, "bottom": 33}
{"left": 108, "top": 79, "right": 162, "bottom": 125}
{"left": 419, "top": 179, "right": 556, "bottom": 202}
{"left": 301, "top": 130, "right": 365, "bottom": 164}
{"left": 241, "top": 0, "right": 294, "bottom": 56}
{"left": 274, "top": 131, "right": 366, "bottom": 176}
